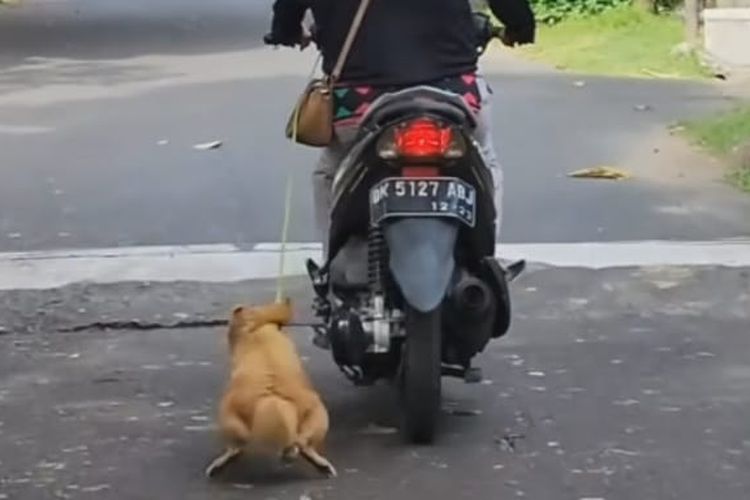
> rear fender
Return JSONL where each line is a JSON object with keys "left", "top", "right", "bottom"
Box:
{"left": 384, "top": 219, "right": 458, "bottom": 313}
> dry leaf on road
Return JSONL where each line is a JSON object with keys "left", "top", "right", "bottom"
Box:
{"left": 568, "top": 166, "right": 632, "bottom": 180}
{"left": 193, "top": 140, "right": 223, "bottom": 151}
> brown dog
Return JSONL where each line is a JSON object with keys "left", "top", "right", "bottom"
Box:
{"left": 206, "top": 300, "right": 336, "bottom": 479}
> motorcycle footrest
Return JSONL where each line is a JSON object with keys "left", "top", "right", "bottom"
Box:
{"left": 442, "top": 365, "right": 483, "bottom": 384}
{"left": 464, "top": 367, "right": 484, "bottom": 384}
{"left": 312, "top": 333, "right": 331, "bottom": 350}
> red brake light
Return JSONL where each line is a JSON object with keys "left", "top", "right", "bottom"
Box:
{"left": 394, "top": 119, "right": 454, "bottom": 158}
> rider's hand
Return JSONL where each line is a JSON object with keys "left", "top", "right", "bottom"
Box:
{"left": 499, "top": 32, "right": 516, "bottom": 48}
{"left": 263, "top": 30, "right": 303, "bottom": 48}
{"left": 299, "top": 29, "right": 313, "bottom": 51}
{"left": 501, "top": 26, "right": 536, "bottom": 47}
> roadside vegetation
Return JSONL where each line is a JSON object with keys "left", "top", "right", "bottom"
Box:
{"left": 681, "top": 105, "right": 750, "bottom": 192}
{"left": 521, "top": 1, "right": 710, "bottom": 79}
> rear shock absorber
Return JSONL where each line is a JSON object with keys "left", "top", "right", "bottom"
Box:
{"left": 367, "top": 225, "right": 387, "bottom": 295}
{"left": 367, "top": 225, "right": 391, "bottom": 353}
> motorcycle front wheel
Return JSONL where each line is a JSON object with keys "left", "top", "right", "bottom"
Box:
{"left": 399, "top": 304, "right": 442, "bottom": 444}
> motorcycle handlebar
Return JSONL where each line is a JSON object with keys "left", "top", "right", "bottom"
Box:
{"left": 265, "top": 16, "right": 512, "bottom": 52}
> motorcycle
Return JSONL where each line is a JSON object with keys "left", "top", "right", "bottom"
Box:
{"left": 274, "top": 13, "right": 526, "bottom": 444}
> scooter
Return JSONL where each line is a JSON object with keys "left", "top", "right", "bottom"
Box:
{"left": 301, "top": 13, "right": 526, "bottom": 444}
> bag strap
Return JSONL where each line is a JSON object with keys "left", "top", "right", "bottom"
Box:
{"left": 330, "top": 0, "right": 372, "bottom": 84}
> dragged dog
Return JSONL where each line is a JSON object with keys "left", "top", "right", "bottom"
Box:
{"left": 206, "top": 300, "right": 336, "bottom": 479}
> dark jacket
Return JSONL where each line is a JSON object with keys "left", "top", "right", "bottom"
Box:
{"left": 269, "top": 0, "right": 535, "bottom": 86}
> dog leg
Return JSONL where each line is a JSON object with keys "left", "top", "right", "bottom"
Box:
{"left": 299, "top": 447, "right": 337, "bottom": 478}
{"left": 281, "top": 444, "right": 300, "bottom": 463}
{"left": 205, "top": 447, "right": 242, "bottom": 478}
{"left": 294, "top": 399, "right": 335, "bottom": 477}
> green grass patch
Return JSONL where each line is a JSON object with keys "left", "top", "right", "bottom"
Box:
{"left": 729, "top": 167, "right": 750, "bottom": 193}
{"left": 681, "top": 105, "right": 750, "bottom": 192}
{"left": 523, "top": 6, "right": 710, "bottom": 79}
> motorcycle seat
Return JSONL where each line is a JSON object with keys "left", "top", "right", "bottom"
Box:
{"left": 360, "top": 85, "right": 477, "bottom": 131}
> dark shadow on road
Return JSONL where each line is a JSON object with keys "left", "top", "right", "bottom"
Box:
{"left": 0, "top": 0, "right": 272, "bottom": 69}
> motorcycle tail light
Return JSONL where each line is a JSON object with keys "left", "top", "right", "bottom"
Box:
{"left": 376, "top": 118, "right": 466, "bottom": 162}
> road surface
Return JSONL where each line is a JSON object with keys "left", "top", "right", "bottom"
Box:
{"left": 2, "top": 0, "right": 750, "bottom": 252}
{"left": 2, "top": 271, "right": 750, "bottom": 500}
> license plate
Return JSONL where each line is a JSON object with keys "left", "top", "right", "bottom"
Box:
{"left": 369, "top": 177, "right": 476, "bottom": 227}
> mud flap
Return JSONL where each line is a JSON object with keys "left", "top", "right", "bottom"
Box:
{"left": 384, "top": 219, "right": 458, "bottom": 313}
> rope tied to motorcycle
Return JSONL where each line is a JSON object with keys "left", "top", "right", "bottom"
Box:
{"left": 275, "top": 0, "right": 372, "bottom": 303}
{"left": 275, "top": 52, "right": 323, "bottom": 304}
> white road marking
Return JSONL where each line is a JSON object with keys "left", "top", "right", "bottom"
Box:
{"left": 1, "top": 239, "right": 749, "bottom": 290}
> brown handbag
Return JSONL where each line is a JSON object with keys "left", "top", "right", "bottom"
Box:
{"left": 286, "top": 0, "right": 372, "bottom": 147}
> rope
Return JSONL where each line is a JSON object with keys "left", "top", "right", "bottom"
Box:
{"left": 275, "top": 53, "right": 323, "bottom": 303}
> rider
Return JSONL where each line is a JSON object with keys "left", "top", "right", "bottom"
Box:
{"left": 265, "top": 0, "right": 536, "bottom": 244}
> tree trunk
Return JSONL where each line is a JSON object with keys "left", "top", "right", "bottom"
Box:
{"left": 684, "top": 0, "right": 701, "bottom": 45}
{"left": 634, "top": 0, "right": 658, "bottom": 13}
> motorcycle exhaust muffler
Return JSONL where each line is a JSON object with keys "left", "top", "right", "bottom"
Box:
{"left": 451, "top": 273, "right": 493, "bottom": 319}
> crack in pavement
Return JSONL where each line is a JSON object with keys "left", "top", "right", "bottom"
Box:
{"left": 57, "top": 318, "right": 231, "bottom": 333}
{"left": 56, "top": 318, "right": 322, "bottom": 333}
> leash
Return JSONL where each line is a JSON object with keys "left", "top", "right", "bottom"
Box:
{"left": 275, "top": 53, "right": 323, "bottom": 303}
{"left": 274, "top": 150, "right": 295, "bottom": 303}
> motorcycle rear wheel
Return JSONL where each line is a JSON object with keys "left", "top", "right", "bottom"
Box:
{"left": 400, "top": 304, "right": 442, "bottom": 444}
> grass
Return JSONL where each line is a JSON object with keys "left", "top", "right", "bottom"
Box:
{"left": 681, "top": 105, "right": 750, "bottom": 192}
{"left": 522, "top": 6, "right": 711, "bottom": 80}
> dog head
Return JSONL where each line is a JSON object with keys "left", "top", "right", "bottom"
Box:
{"left": 227, "top": 299, "right": 293, "bottom": 350}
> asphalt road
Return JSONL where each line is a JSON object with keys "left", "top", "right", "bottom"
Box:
{"left": 2, "top": 0, "right": 750, "bottom": 252}
{"left": 1, "top": 270, "right": 750, "bottom": 500}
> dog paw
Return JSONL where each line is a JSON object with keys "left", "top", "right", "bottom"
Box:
{"left": 323, "top": 464, "right": 337, "bottom": 478}
{"left": 205, "top": 464, "right": 220, "bottom": 479}
{"left": 282, "top": 445, "right": 300, "bottom": 462}
{"left": 205, "top": 448, "right": 241, "bottom": 479}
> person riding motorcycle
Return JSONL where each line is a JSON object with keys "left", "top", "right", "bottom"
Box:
{"left": 265, "top": 0, "right": 536, "bottom": 245}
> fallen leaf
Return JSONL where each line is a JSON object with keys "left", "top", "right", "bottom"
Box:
{"left": 670, "top": 124, "right": 685, "bottom": 131}
{"left": 642, "top": 68, "right": 680, "bottom": 79}
{"left": 613, "top": 399, "right": 640, "bottom": 407}
{"left": 193, "top": 140, "right": 223, "bottom": 151}
{"left": 444, "top": 408, "right": 483, "bottom": 417}
{"left": 568, "top": 166, "right": 631, "bottom": 180}
{"left": 359, "top": 423, "right": 398, "bottom": 435}
{"left": 81, "top": 485, "right": 110, "bottom": 493}
{"left": 232, "top": 484, "right": 253, "bottom": 490}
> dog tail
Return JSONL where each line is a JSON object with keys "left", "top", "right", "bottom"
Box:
{"left": 251, "top": 395, "right": 298, "bottom": 451}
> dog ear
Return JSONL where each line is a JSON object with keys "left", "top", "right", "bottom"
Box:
{"left": 227, "top": 306, "right": 248, "bottom": 349}
{"left": 229, "top": 306, "right": 246, "bottom": 330}
{"left": 252, "top": 301, "right": 293, "bottom": 327}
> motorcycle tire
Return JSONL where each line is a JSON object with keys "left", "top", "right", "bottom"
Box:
{"left": 400, "top": 304, "right": 442, "bottom": 444}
